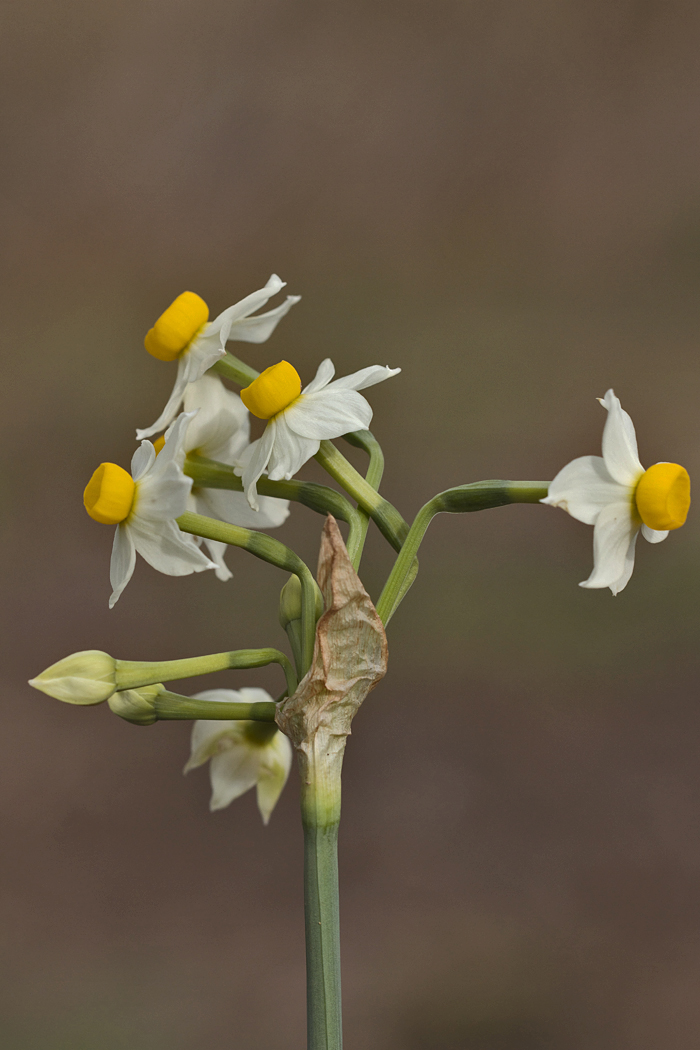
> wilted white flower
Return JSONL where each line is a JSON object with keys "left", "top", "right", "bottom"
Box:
{"left": 184, "top": 688, "right": 292, "bottom": 823}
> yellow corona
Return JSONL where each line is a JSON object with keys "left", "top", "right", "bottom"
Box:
{"left": 240, "top": 361, "right": 302, "bottom": 419}
{"left": 635, "top": 462, "right": 690, "bottom": 531}
{"left": 83, "top": 463, "right": 136, "bottom": 524}
{"left": 144, "top": 291, "right": 210, "bottom": 361}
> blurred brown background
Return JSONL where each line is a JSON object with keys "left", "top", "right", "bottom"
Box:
{"left": 2, "top": 1, "right": 700, "bottom": 1047}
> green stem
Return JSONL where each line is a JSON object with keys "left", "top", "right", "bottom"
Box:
{"left": 341, "top": 430, "right": 385, "bottom": 570}
{"left": 376, "top": 481, "right": 551, "bottom": 625}
{"left": 184, "top": 455, "right": 364, "bottom": 560}
{"left": 115, "top": 648, "right": 297, "bottom": 696}
{"left": 299, "top": 738, "right": 343, "bottom": 1050}
{"left": 154, "top": 689, "right": 277, "bottom": 721}
{"left": 211, "top": 353, "right": 259, "bottom": 386}
{"left": 177, "top": 511, "right": 317, "bottom": 675}
{"left": 315, "top": 440, "right": 408, "bottom": 552}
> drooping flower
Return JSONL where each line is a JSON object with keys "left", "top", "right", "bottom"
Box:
{"left": 184, "top": 688, "right": 292, "bottom": 823}
{"left": 161, "top": 374, "right": 290, "bottom": 580}
{"left": 83, "top": 412, "right": 216, "bottom": 608}
{"left": 542, "top": 389, "right": 690, "bottom": 593}
{"left": 238, "top": 357, "right": 401, "bottom": 509}
{"left": 136, "top": 275, "right": 300, "bottom": 440}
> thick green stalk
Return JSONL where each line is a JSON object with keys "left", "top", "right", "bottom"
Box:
{"left": 341, "top": 430, "right": 385, "bottom": 569}
{"left": 299, "top": 741, "right": 343, "bottom": 1050}
{"left": 376, "top": 481, "right": 551, "bottom": 625}
{"left": 115, "top": 648, "right": 297, "bottom": 696}
{"left": 184, "top": 455, "right": 365, "bottom": 560}
{"left": 154, "top": 689, "right": 277, "bottom": 721}
{"left": 212, "top": 354, "right": 259, "bottom": 386}
{"left": 177, "top": 511, "right": 317, "bottom": 675}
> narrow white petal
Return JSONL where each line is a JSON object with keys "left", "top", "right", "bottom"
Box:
{"left": 579, "top": 501, "right": 640, "bottom": 592}
{"left": 600, "top": 389, "right": 644, "bottom": 486}
{"left": 303, "top": 358, "right": 336, "bottom": 395}
{"left": 128, "top": 517, "right": 216, "bottom": 576}
{"left": 242, "top": 424, "right": 277, "bottom": 510}
{"left": 109, "top": 525, "right": 136, "bottom": 608}
{"left": 325, "top": 364, "right": 401, "bottom": 392}
{"left": 541, "top": 456, "right": 630, "bottom": 525}
{"left": 256, "top": 732, "right": 293, "bottom": 824}
{"left": 203, "top": 538, "right": 233, "bottom": 581}
{"left": 130, "top": 441, "right": 156, "bottom": 482}
{"left": 226, "top": 296, "right": 301, "bottom": 344}
{"left": 185, "top": 718, "right": 243, "bottom": 770}
{"left": 641, "top": 524, "right": 669, "bottom": 544}
{"left": 283, "top": 389, "right": 372, "bottom": 439}
{"left": 209, "top": 275, "right": 287, "bottom": 344}
{"left": 209, "top": 749, "right": 261, "bottom": 811}
{"left": 182, "top": 375, "right": 249, "bottom": 457}
{"left": 134, "top": 464, "right": 192, "bottom": 521}
{"left": 267, "top": 416, "right": 320, "bottom": 479}
{"left": 136, "top": 357, "right": 190, "bottom": 440}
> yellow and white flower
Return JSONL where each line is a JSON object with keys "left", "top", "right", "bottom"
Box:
{"left": 238, "top": 357, "right": 401, "bottom": 509}
{"left": 164, "top": 374, "right": 290, "bottom": 580}
{"left": 542, "top": 389, "right": 690, "bottom": 593}
{"left": 184, "top": 688, "right": 292, "bottom": 823}
{"left": 83, "top": 412, "right": 216, "bottom": 608}
{"left": 137, "top": 274, "right": 300, "bottom": 440}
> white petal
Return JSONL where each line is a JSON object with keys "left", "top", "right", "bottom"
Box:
{"left": 133, "top": 463, "right": 192, "bottom": 521}
{"left": 642, "top": 524, "right": 669, "bottom": 544}
{"left": 235, "top": 687, "right": 276, "bottom": 705}
{"left": 282, "top": 389, "right": 372, "bottom": 439}
{"left": 325, "top": 364, "right": 401, "bottom": 392}
{"left": 136, "top": 357, "right": 190, "bottom": 440}
{"left": 109, "top": 525, "right": 136, "bottom": 608}
{"left": 256, "top": 732, "right": 293, "bottom": 824}
{"left": 202, "top": 538, "right": 233, "bottom": 581}
{"left": 303, "top": 358, "right": 336, "bottom": 395}
{"left": 541, "top": 456, "right": 629, "bottom": 525}
{"left": 579, "top": 501, "right": 640, "bottom": 593}
{"left": 130, "top": 441, "right": 156, "bottom": 482}
{"left": 209, "top": 275, "right": 287, "bottom": 344}
{"left": 600, "top": 389, "right": 644, "bottom": 486}
{"left": 197, "top": 488, "right": 290, "bottom": 530}
{"left": 127, "top": 517, "right": 216, "bottom": 576}
{"left": 208, "top": 749, "right": 261, "bottom": 811}
{"left": 152, "top": 411, "right": 197, "bottom": 472}
{"left": 267, "top": 416, "right": 320, "bottom": 479}
{"left": 182, "top": 375, "right": 249, "bottom": 458}
{"left": 242, "top": 424, "right": 277, "bottom": 510}
{"left": 225, "top": 295, "right": 301, "bottom": 344}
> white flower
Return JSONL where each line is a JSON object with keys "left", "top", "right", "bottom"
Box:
{"left": 238, "top": 357, "right": 401, "bottom": 510}
{"left": 173, "top": 374, "right": 290, "bottom": 580}
{"left": 184, "top": 688, "right": 292, "bottom": 823}
{"left": 137, "top": 275, "right": 300, "bottom": 440}
{"left": 542, "top": 389, "right": 690, "bottom": 594}
{"left": 83, "top": 412, "right": 217, "bottom": 608}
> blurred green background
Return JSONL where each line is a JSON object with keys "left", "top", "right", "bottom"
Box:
{"left": 2, "top": 1, "right": 700, "bottom": 1047}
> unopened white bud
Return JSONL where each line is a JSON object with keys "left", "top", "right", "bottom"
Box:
{"left": 28, "top": 650, "right": 116, "bottom": 705}
{"left": 108, "top": 685, "right": 160, "bottom": 725}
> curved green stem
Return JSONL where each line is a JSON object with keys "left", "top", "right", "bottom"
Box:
{"left": 177, "top": 512, "right": 317, "bottom": 675}
{"left": 341, "top": 430, "right": 385, "bottom": 570}
{"left": 212, "top": 354, "right": 258, "bottom": 386}
{"left": 115, "top": 647, "right": 297, "bottom": 697}
{"left": 184, "top": 455, "right": 364, "bottom": 560}
{"left": 376, "top": 481, "right": 551, "bottom": 625}
{"left": 154, "top": 689, "right": 278, "bottom": 721}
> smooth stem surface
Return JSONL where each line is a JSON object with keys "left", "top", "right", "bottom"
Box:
{"left": 177, "top": 511, "right": 317, "bottom": 675}
{"left": 154, "top": 690, "right": 277, "bottom": 721}
{"left": 116, "top": 648, "right": 297, "bottom": 696}
{"left": 184, "top": 455, "right": 364, "bottom": 559}
{"left": 341, "top": 430, "right": 385, "bottom": 569}
{"left": 300, "top": 740, "right": 344, "bottom": 1050}
{"left": 212, "top": 354, "right": 259, "bottom": 386}
{"left": 376, "top": 481, "right": 551, "bottom": 624}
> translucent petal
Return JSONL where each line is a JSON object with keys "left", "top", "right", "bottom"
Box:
{"left": 127, "top": 517, "right": 215, "bottom": 576}
{"left": 256, "top": 732, "right": 293, "bottom": 824}
{"left": 267, "top": 416, "right": 320, "bottom": 479}
{"left": 182, "top": 375, "right": 248, "bottom": 458}
{"left": 600, "top": 389, "right": 644, "bottom": 486}
{"left": 303, "top": 358, "right": 336, "bottom": 395}
{"left": 325, "top": 364, "right": 401, "bottom": 392}
{"left": 209, "top": 275, "right": 287, "bottom": 343}
{"left": 541, "top": 455, "right": 629, "bottom": 525}
{"left": 579, "top": 501, "right": 640, "bottom": 593}
{"left": 641, "top": 524, "right": 669, "bottom": 544}
{"left": 197, "top": 488, "right": 290, "bottom": 530}
{"left": 109, "top": 524, "right": 137, "bottom": 608}
{"left": 130, "top": 441, "right": 156, "bottom": 482}
{"left": 208, "top": 749, "right": 261, "bottom": 811}
{"left": 136, "top": 357, "right": 190, "bottom": 440}
{"left": 242, "top": 424, "right": 277, "bottom": 510}
{"left": 134, "top": 463, "right": 192, "bottom": 521}
{"left": 223, "top": 295, "right": 301, "bottom": 345}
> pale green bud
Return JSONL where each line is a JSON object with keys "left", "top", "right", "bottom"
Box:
{"left": 107, "top": 685, "right": 161, "bottom": 726}
{"left": 29, "top": 650, "right": 116, "bottom": 705}
{"left": 278, "top": 574, "right": 323, "bottom": 630}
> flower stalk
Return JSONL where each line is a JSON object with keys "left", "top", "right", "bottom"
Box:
{"left": 116, "top": 647, "right": 297, "bottom": 697}
{"left": 109, "top": 685, "right": 279, "bottom": 725}
{"left": 376, "top": 480, "right": 551, "bottom": 624}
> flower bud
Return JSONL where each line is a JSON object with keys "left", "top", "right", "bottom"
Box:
{"left": 278, "top": 574, "right": 324, "bottom": 630}
{"left": 108, "top": 685, "right": 161, "bottom": 726}
{"left": 29, "top": 650, "right": 116, "bottom": 705}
